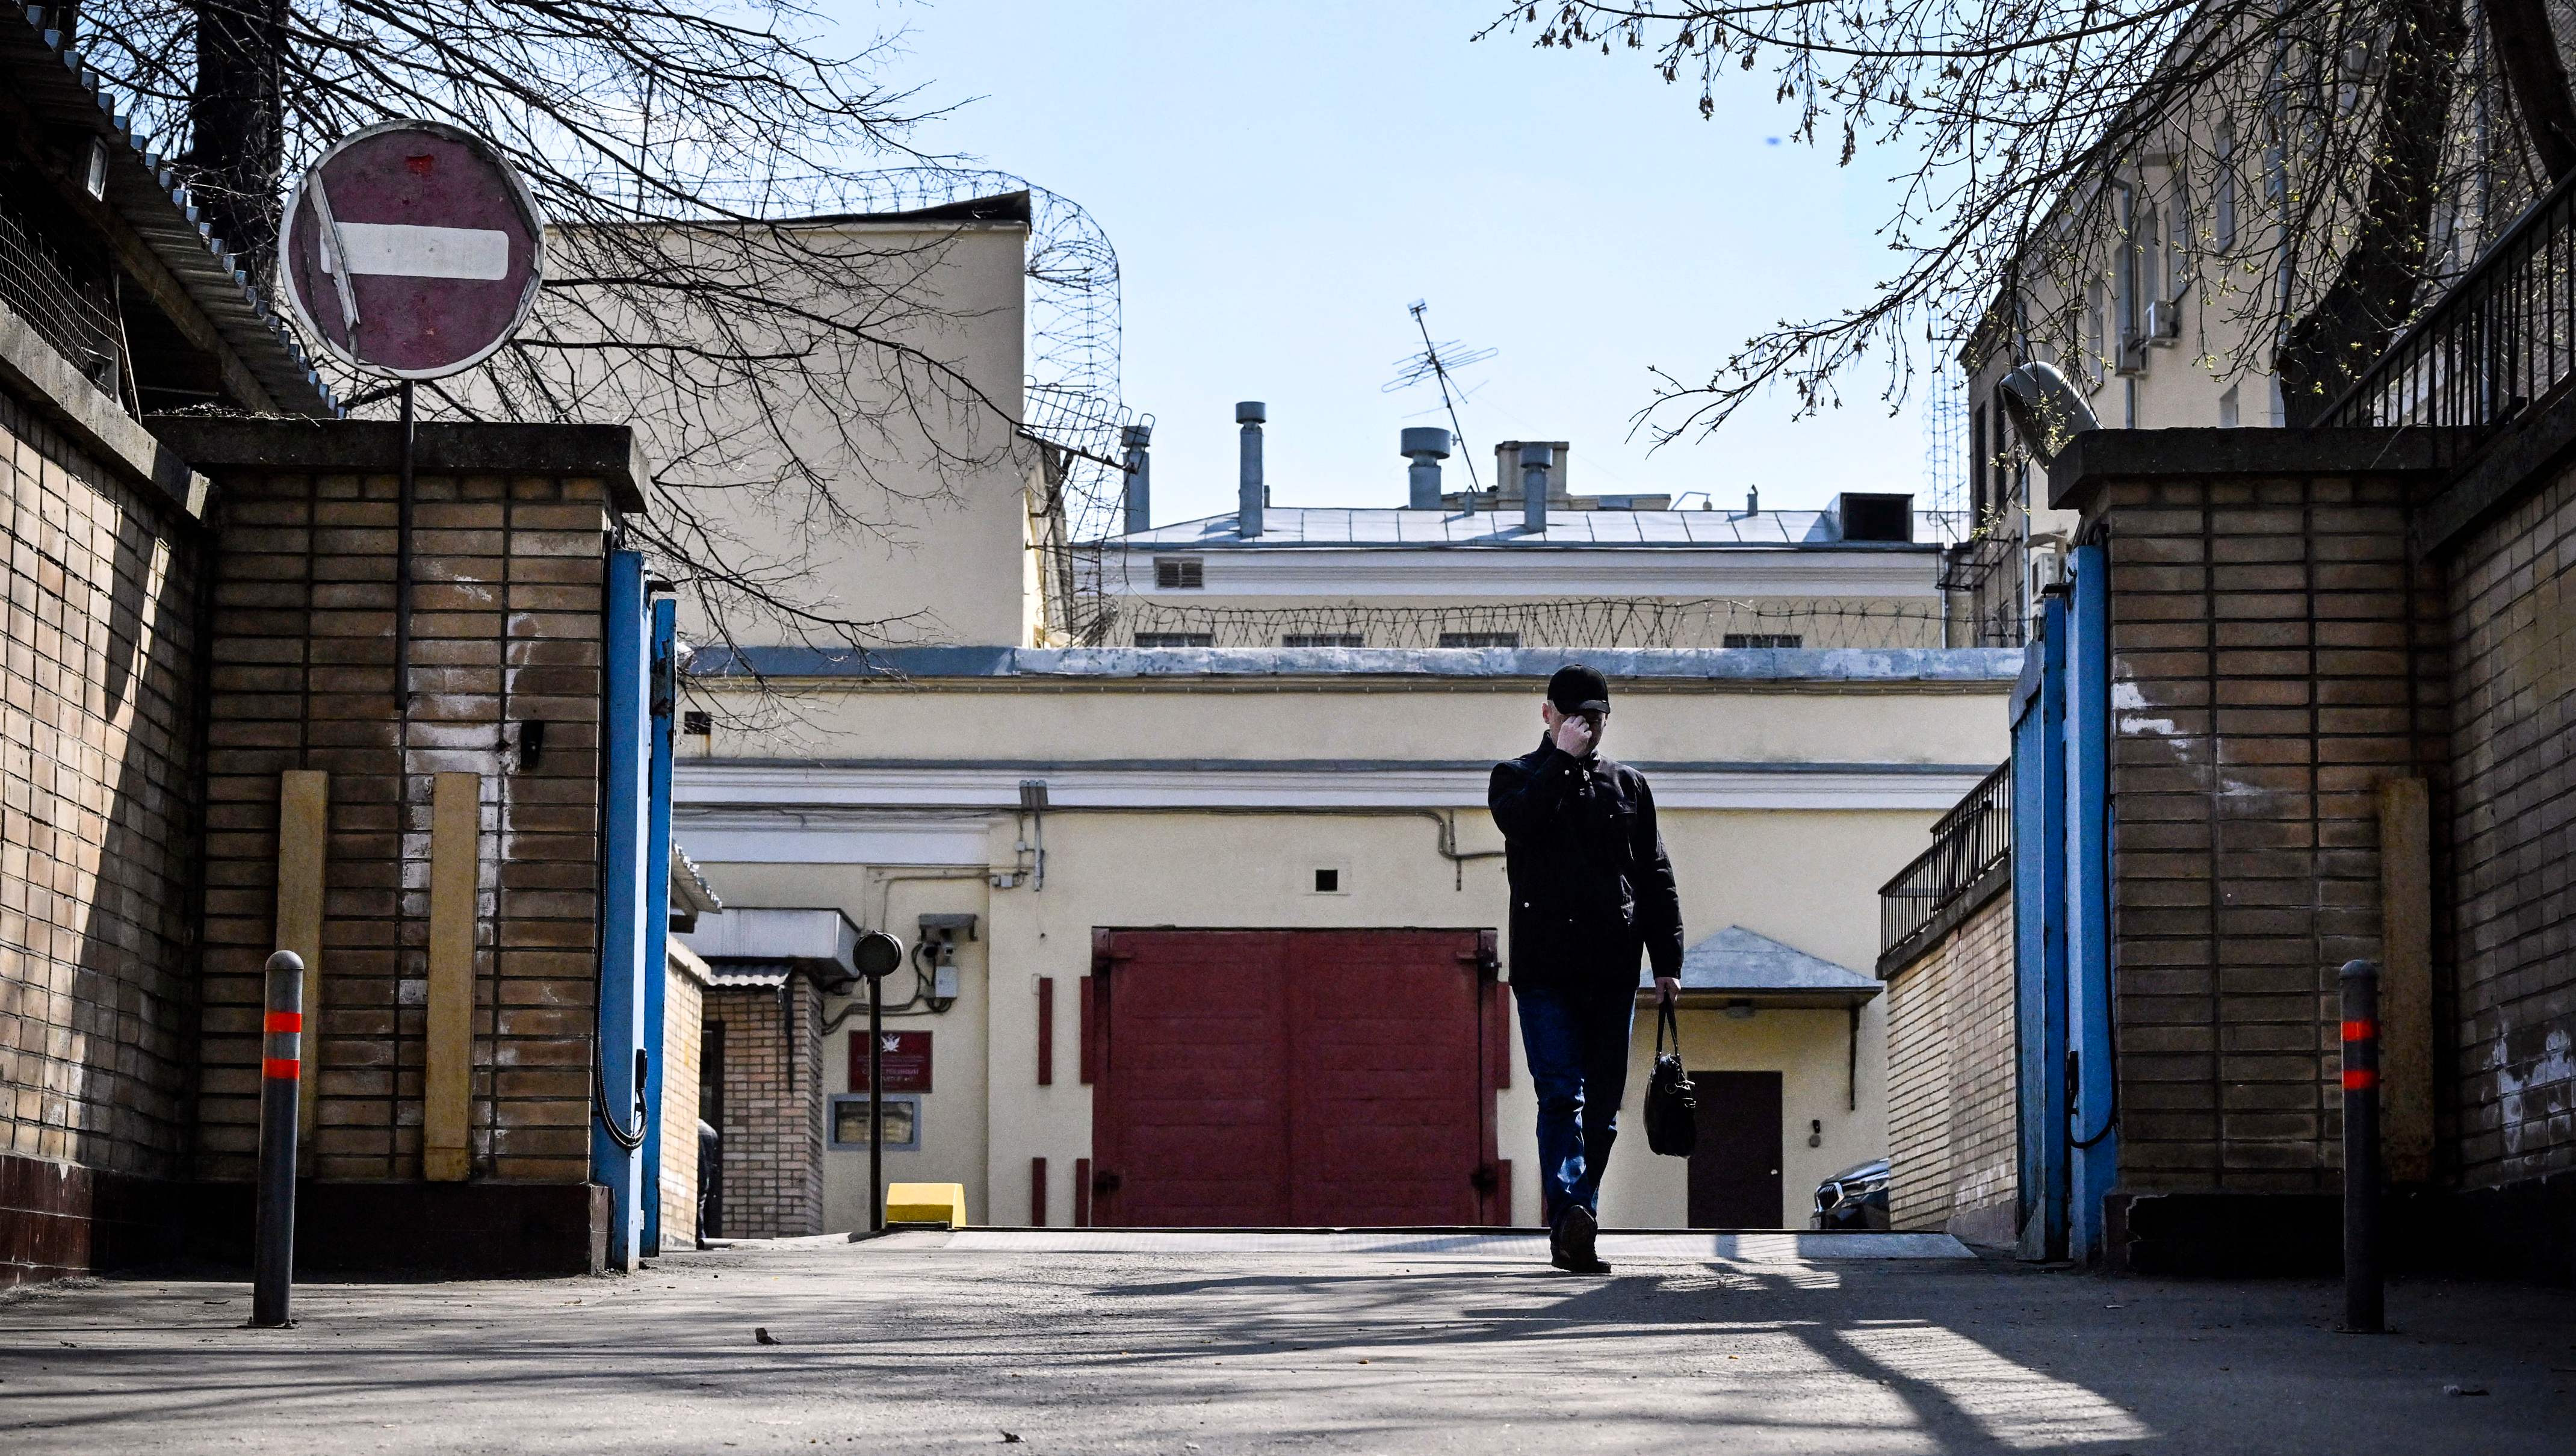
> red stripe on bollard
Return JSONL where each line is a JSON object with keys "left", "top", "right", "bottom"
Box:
{"left": 265, "top": 1011, "right": 303, "bottom": 1033}
{"left": 2342, "top": 1018, "right": 2376, "bottom": 1041}
{"left": 2342, "top": 1068, "right": 2379, "bottom": 1090}
{"left": 264, "top": 1057, "right": 300, "bottom": 1080}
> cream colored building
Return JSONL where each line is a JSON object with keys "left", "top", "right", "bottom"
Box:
{"left": 551, "top": 188, "right": 2023, "bottom": 1231}
{"left": 677, "top": 647, "right": 2016, "bottom": 1230}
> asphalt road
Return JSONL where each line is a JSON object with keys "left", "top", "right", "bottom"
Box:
{"left": 3, "top": 1231, "right": 2571, "bottom": 1454}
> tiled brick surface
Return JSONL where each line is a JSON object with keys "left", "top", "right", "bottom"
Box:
{"left": 658, "top": 955, "right": 706, "bottom": 1245}
{"left": 1886, "top": 883, "right": 2017, "bottom": 1232}
{"left": 0, "top": 392, "right": 202, "bottom": 1248}
{"left": 193, "top": 470, "right": 615, "bottom": 1185}
{"left": 2099, "top": 474, "right": 2445, "bottom": 1193}
{"left": 708, "top": 977, "right": 823, "bottom": 1237}
{"left": 2445, "top": 463, "right": 2576, "bottom": 1191}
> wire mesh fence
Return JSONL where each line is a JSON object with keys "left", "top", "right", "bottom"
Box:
{"left": 0, "top": 175, "right": 126, "bottom": 401}
{"left": 1101, "top": 597, "right": 1957, "bottom": 650}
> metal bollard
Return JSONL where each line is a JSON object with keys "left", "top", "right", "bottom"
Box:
{"left": 2339, "top": 958, "right": 2383, "bottom": 1334}
{"left": 252, "top": 949, "right": 305, "bottom": 1328}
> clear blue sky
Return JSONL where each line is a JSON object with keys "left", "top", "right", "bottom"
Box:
{"left": 865, "top": 1, "right": 1934, "bottom": 525}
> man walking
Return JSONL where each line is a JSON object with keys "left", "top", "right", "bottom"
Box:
{"left": 1490, "top": 663, "right": 1683, "bottom": 1274}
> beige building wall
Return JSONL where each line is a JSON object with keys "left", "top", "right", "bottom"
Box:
{"left": 546, "top": 216, "right": 1046, "bottom": 648}
{"left": 1596, "top": 1005, "right": 1880, "bottom": 1228}
{"left": 682, "top": 665, "right": 2013, "bottom": 1230}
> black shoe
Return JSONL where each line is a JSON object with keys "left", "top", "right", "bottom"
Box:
{"left": 1548, "top": 1221, "right": 1572, "bottom": 1271}
{"left": 1558, "top": 1206, "right": 1609, "bottom": 1274}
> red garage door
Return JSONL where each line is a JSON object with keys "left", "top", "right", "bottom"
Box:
{"left": 1089, "top": 929, "right": 1506, "bottom": 1227}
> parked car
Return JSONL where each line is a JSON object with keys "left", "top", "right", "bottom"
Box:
{"left": 1811, "top": 1157, "right": 1890, "bottom": 1230}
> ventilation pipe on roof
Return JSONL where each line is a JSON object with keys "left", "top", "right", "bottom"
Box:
{"left": 1236, "top": 401, "right": 1266, "bottom": 539}
{"left": 1400, "top": 427, "right": 1450, "bottom": 509}
{"left": 1120, "top": 423, "right": 1153, "bottom": 535}
{"left": 1519, "top": 442, "right": 1552, "bottom": 534}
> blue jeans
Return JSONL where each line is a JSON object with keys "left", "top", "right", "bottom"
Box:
{"left": 1514, "top": 980, "right": 1636, "bottom": 1230}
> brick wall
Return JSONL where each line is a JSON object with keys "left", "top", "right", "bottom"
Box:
{"left": 191, "top": 462, "right": 614, "bottom": 1185}
{"left": 2444, "top": 459, "right": 2576, "bottom": 1193}
{"left": 2096, "top": 472, "right": 2445, "bottom": 1193}
{"left": 1885, "top": 879, "right": 2018, "bottom": 1236}
{"left": 0, "top": 391, "right": 204, "bottom": 1283}
{"left": 708, "top": 976, "right": 823, "bottom": 1237}
{"left": 658, "top": 949, "right": 707, "bottom": 1245}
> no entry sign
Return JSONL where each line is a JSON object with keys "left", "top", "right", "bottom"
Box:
{"left": 279, "top": 120, "right": 545, "bottom": 379}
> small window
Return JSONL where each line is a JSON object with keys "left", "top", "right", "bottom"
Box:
{"left": 1283, "top": 634, "right": 1365, "bottom": 647}
{"left": 1437, "top": 632, "right": 1520, "bottom": 648}
{"left": 1134, "top": 632, "right": 1215, "bottom": 648}
{"left": 1154, "top": 557, "right": 1204, "bottom": 589}
{"left": 1724, "top": 634, "right": 1803, "bottom": 649}
{"left": 1307, "top": 864, "right": 1349, "bottom": 896}
{"left": 683, "top": 710, "right": 713, "bottom": 735}
{"left": 831, "top": 1094, "right": 920, "bottom": 1151}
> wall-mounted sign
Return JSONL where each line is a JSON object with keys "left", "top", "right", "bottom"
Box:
{"left": 850, "top": 1030, "right": 932, "bottom": 1092}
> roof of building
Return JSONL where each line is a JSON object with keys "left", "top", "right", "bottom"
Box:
{"left": 687, "top": 645, "right": 2025, "bottom": 684}
{"left": 5, "top": 11, "right": 336, "bottom": 414}
{"left": 1643, "top": 925, "right": 1883, "bottom": 1005}
{"left": 1094, "top": 507, "right": 1948, "bottom": 551}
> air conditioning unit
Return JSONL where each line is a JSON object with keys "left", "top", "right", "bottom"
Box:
{"left": 2028, "top": 540, "right": 2070, "bottom": 600}
{"left": 2145, "top": 297, "right": 2184, "bottom": 344}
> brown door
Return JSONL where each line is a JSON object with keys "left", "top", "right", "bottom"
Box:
{"left": 1687, "top": 1071, "right": 1784, "bottom": 1228}
{"left": 1091, "top": 929, "right": 1499, "bottom": 1227}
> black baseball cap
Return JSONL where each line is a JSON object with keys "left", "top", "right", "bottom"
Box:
{"left": 1547, "top": 663, "right": 1612, "bottom": 715}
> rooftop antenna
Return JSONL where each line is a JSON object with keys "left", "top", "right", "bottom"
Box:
{"left": 1383, "top": 300, "right": 1494, "bottom": 494}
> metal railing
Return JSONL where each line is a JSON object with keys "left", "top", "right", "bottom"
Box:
{"left": 1879, "top": 759, "right": 2013, "bottom": 958}
{"left": 2320, "top": 166, "right": 2576, "bottom": 460}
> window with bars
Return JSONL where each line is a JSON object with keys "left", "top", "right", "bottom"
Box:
{"left": 1723, "top": 634, "right": 1803, "bottom": 649}
{"left": 1134, "top": 633, "right": 1215, "bottom": 648}
{"left": 1437, "top": 632, "right": 1521, "bottom": 648}
{"left": 1281, "top": 634, "right": 1365, "bottom": 647}
{"left": 1154, "top": 557, "right": 1204, "bottom": 589}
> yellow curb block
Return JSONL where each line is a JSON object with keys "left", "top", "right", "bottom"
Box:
{"left": 884, "top": 1182, "right": 968, "bottom": 1228}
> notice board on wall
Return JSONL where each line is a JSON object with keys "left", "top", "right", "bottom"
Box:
{"left": 850, "top": 1030, "right": 932, "bottom": 1092}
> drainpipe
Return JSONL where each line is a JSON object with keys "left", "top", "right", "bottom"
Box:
{"left": 1237, "top": 401, "right": 1266, "bottom": 539}
{"left": 1121, "top": 423, "right": 1153, "bottom": 536}
{"left": 1401, "top": 427, "right": 1450, "bottom": 509}
{"left": 1519, "top": 442, "right": 1552, "bottom": 534}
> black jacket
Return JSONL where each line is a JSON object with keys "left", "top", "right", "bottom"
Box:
{"left": 1488, "top": 736, "right": 1685, "bottom": 992}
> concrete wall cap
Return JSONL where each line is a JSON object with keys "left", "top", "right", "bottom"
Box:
{"left": 144, "top": 417, "right": 650, "bottom": 513}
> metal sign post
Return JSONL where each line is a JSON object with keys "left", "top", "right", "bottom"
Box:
{"left": 852, "top": 932, "right": 906, "bottom": 1233}
{"left": 869, "top": 976, "right": 883, "bottom": 1233}
{"left": 277, "top": 120, "right": 546, "bottom": 707}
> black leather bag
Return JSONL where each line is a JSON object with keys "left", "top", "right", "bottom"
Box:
{"left": 1644, "top": 1000, "right": 1698, "bottom": 1157}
